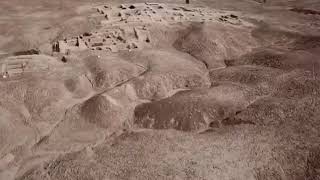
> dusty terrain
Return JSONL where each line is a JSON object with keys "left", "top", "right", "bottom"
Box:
{"left": 0, "top": 0, "right": 320, "bottom": 179}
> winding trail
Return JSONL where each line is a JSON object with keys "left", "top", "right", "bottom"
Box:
{"left": 31, "top": 62, "right": 150, "bottom": 149}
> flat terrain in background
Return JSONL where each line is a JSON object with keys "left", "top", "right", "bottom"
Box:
{"left": 0, "top": 0, "right": 320, "bottom": 180}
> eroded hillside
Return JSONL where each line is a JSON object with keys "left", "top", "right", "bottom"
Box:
{"left": 0, "top": 1, "right": 320, "bottom": 180}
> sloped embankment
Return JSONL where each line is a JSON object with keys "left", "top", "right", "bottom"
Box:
{"left": 134, "top": 82, "right": 257, "bottom": 131}
{"left": 174, "top": 22, "right": 258, "bottom": 69}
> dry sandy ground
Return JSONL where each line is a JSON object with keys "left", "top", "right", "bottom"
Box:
{"left": 0, "top": 0, "right": 320, "bottom": 180}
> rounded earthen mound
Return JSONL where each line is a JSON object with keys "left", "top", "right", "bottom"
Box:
{"left": 225, "top": 48, "right": 320, "bottom": 73}
{"left": 174, "top": 22, "right": 258, "bottom": 69}
{"left": 134, "top": 82, "right": 257, "bottom": 131}
{"left": 83, "top": 55, "right": 144, "bottom": 91}
{"left": 209, "top": 65, "right": 285, "bottom": 95}
{"left": 123, "top": 49, "right": 210, "bottom": 100}
{"left": 79, "top": 94, "right": 124, "bottom": 129}
{"left": 224, "top": 49, "right": 286, "bottom": 68}
{"left": 273, "top": 75, "right": 320, "bottom": 99}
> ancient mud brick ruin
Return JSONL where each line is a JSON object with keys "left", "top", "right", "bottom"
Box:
{"left": 53, "top": 3, "right": 242, "bottom": 54}
{"left": 0, "top": 56, "right": 51, "bottom": 79}
{"left": 1, "top": 57, "right": 28, "bottom": 79}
